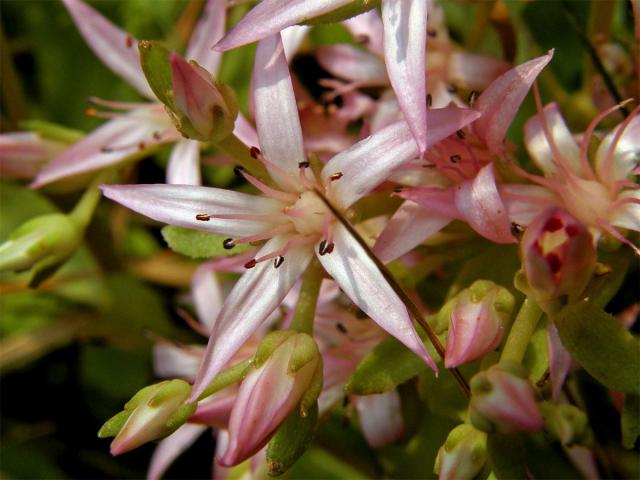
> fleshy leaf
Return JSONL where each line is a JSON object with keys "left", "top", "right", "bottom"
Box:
{"left": 161, "top": 225, "right": 251, "bottom": 259}
{"left": 553, "top": 300, "right": 640, "bottom": 394}
{"left": 345, "top": 335, "right": 438, "bottom": 395}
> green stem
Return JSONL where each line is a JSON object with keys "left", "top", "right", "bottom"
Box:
{"left": 465, "top": 0, "right": 494, "bottom": 52}
{"left": 69, "top": 173, "right": 110, "bottom": 229}
{"left": 583, "top": 0, "right": 615, "bottom": 86}
{"left": 290, "top": 258, "right": 323, "bottom": 335}
{"left": 500, "top": 298, "right": 543, "bottom": 364}
{"left": 215, "top": 134, "right": 269, "bottom": 181}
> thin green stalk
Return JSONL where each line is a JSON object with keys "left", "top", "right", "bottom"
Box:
{"left": 290, "top": 258, "right": 323, "bottom": 335}
{"left": 313, "top": 189, "right": 470, "bottom": 398}
{"left": 197, "top": 358, "right": 253, "bottom": 401}
{"left": 500, "top": 298, "right": 543, "bottom": 364}
{"left": 69, "top": 173, "right": 110, "bottom": 229}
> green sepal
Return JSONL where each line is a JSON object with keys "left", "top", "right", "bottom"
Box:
{"left": 161, "top": 225, "right": 252, "bottom": 259}
{"left": 165, "top": 402, "right": 198, "bottom": 431}
{"left": 300, "top": 362, "right": 323, "bottom": 417}
{"left": 301, "top": 0, "right": 380, "bottom": 25}
{"left": 288, "top": 333, "right": 320, "bottom": 373}
{"left": 97, "top": 410, "right": 132, "bottom": 439}
{"left": 197, "top": 358, "right": 253, "bottom": 401}
{"left": 539, "top": 401, "right": 592, "bottom": 447}
{"left": 147, "top": 379, "right": 192, "bottom": 408}
{"left": 138, "top": 40, "right": 175, "bottom": 108}
{"left": 254, "top": 330, "right": 296, "bottom": 367}
{"left": 621, "top": 394, "right": 640, "bottom": 449}
{"left": 553, "top": 299, "right": 640, "bottom": 394}
{"left": 266, "top": 401, "right": 319, "bottom": 477}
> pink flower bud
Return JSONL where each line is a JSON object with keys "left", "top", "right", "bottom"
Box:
{"left": 521, "top": 208, "right": 596, "bottom": 307}
{"left": 170, "top": 53, "right": 237, "bottom": 142}
{"left": 100, "top": 380, "right": 196, "bottom": 456}
{"left": 444, "top": 282, "right": 514, "bottom": 368}
{"left": 0, "top": 132, "right": 64, "bottom": 179}
{"left": 470, "top": 363, "right": 543, "bottom": 433}
{"left": 217, "top": 332, "right": 322, "bottom": 467}
{"left": 435, "top": 424, "right": 487, "bottom": 480}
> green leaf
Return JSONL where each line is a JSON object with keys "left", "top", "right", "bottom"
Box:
{"left": 161, "top": 225, "right": 251, "bottom": 259}
{"left": 419, "top": 363, "right": 477, "bottom": 422}
{"left": 554, "top": 300, "right": 640, "bottom": 394}
{"left": 267, "top": 402, "right": 319, "bottom": 476}
{"left": 345, "top": 336, "right": 433, "bottom": 395}
{"left": 289, "top": 447, "right": 369, "bottom": 480}
{"left": 621, "top": 394, "right": 640, "bottom": 449}
{"left": 138, "top": 40, "right": 174, "bottom": 108}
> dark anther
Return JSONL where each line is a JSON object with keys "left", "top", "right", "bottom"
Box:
{"left": 298, "top": 161, "right": 310, "bottom": 169}
{"left": 153, "top": 131, "right": 162, "bottom": 140}
{"left": 427, "top": 29, "right": 437, "bottom": 37}
{"left": 450, "top": 155, "right": 461, "bottom": 163}
{"left": 223, "top": 238, "right": 235, "bottom": 249}
{"left": 233, "top": 165, "right": 246, "bottom": 177}
{"left": 137, "top": 142, "right": 146, "bottom": 151}
{"left": 244, "top": 259, "right": 257, "bottom": 269}
{"left": 274, "top": 256, "right": 285, "bottom": 268}
{"left": 329, "top": 172, "right": 343, "bottom": 181}
{"left": 468, "top": 90, "right": 478, "bottom": 106}
{"left": 510, "top": 222, "right": 524, "bottom": 236}
{"left": 125, "top": 36, "right": 134, "bottom": 48}
{"left": 336, "top": 322, "right": 347, "bottom": 334}
{"left": 393, "top": 186, "right": 404, "bottom": 193}
{"left": 249, "top": 146, "right": 261, "bottom": 158}
{"left": 319, "top": 240, "right": 335, "bottom": 256}
{"left": 426, "top": 94, "right": 432, "bottom": 107}
{"left": 456, "top": 129, "right": 466, "bottom": 139}
{"left": 354, "top": 34, "right": 369, "bottom": 44}
{"left": 325, "top": 242, "right": 334, "bottom": 254}
{"left": 84, "top": 107, "right": 97, "bottom": 117}
{"left": 196, "top": 214, "right": 211, "bottom": 221}
{"left": 447, "top": 84, "right": 457, "bottom": 93}
{"left": 100, "top": 146, "right": 113, "bottom": 153}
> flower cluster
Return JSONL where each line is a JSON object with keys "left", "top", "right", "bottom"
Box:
{"left": 1, "top": 0, "right": 638, "bottom": 479}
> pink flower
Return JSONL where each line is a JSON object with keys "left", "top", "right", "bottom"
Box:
{"left": 374, "top": 52, "right": 554, "bottom": 263}
{"left": 217, "top": 331, "right": 322, "bottom": 466}
{"left": 502, "top": 101, "right": 640, "bottom": 254}
{"left": 213, "top": 0, "right": 429, "bottom": 153}
{"left": 102, "top": 33, "right": 481, "bottom": 401}
{"left": 0, "top": 132, "right": 65, "bottom": 180}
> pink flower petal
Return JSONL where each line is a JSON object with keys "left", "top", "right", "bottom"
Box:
{"left": 62, "top": 0, "right": 154, "bottom": 98}
{"left": 100, "top": 184, "right": 286, "bottom": 237}
{"left": 473, "top": 51, "right": 554, "bottom": 153}
{"left": 396, "top": 186, "right": 460, "bottom": 219}
{"left": 253, "top": 34, "right": 306, "bottom": 188}
{"left": 500, "top": 183, "right": 558, "bottom": 226}
{"left": 595, "top": 113, "right": 640, "bottom": 186}
{"left": 547, "top": 323, "right": 572, "bottom": 401}
{"left": 323, "top": 107, "right": 480, "bottom": 209}
{"left": 317, "top": 223, "right": 437, "bottom": 372}
{"left": 524, "top": 102, "right": 582, "bottom": 176}
{"left": 147, "top": 424, "right": 207, "bottom": 480}
{"left": 185, "top": 0, "right": 226, "bottom": 74}
{"left": 167, "top": 139, "right": 202, "bottom": 186}
{"left": 381, "top": 0, "right": 428, "bottom": 153}
{"left": 356, "top": 390, "right": 404, "bottom": 448}
{"left": 153, "top": 344, "right": 203, "bottom": 381}
{"left": 281, "top": 25, "right": 311, "bottom": 60}
{"left": 214, "top": 0, "right": 352, "bottom": 52}
{"left": 0, "top": 132, "right": 64, "bottom": 179}
{"left": 611, "top": 189, "right": 640, "bottom": 232}
{"left": 373, "top": 201, "right": 451, "bottom": 263}
{"left": 192, "top": 262, "right": 224, "bottom": 332}
{"left": 190, "top": 236, "right": 313, "bottom": 400}
{"left": 343, "top": 9, "right": 384, "bottom": 56}
{"left": 454, "top": 164, "right": 515, "bottom": 243}
{"left": 233, "top": 113, "right": 259, "bottom": 148}
{"left": 317, "top": 45, "right": 388, "bottom": 84}
{"left": 31, "top": 108, "right": 174, "bottom": 189}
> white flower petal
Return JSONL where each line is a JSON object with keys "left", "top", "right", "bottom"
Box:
{"left": 167, "top": 139, "right": 201, "bottom": 186}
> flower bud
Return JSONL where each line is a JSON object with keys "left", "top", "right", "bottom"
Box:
{"left": 0, "top": 132, "right": 65, "bottom": 180}
{"left": 539, "top": 402, "right": 593, "bottom": 447}
{"left": 169, "top": 53, "right": 238, "bottom": 142}
{"left": 469, "top": 362, "right": 543, "bottom": 434}
{"left": 520, "top": 208, "right": 596, "bottom": 310}
{"left": 0, "top": 213, "right": 82, "bottom": 285}
{"left": 98, "top": 379, "right": 196, "bottom": 455}
{"left": 434, "top": 424, "right": 487, "bottom": 480}
{"left": 444, "top": 281, "right": 514, "bottom": 368}
{"left": 217, "top": 331, "right": 322, "bottom": 467}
